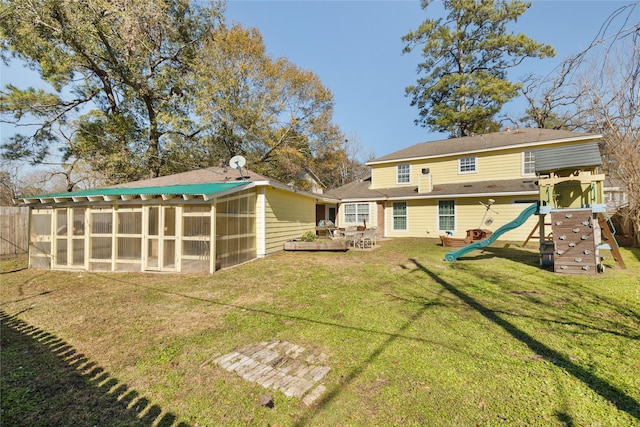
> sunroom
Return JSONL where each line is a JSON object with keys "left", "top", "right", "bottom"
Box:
{"left": 21, "top": 182, "right": 259, "bottom": 273}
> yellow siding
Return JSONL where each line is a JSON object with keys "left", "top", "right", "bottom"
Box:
{"left": 373, "top": 149, "right": 533, "bottom": 188}
{"left": 372, "top": 141, "right": 593, "bottom": 188}
{"left": 476, "top": 149, "right": 525, "bottom": 181}
{"left": 382, "top": 199, "right": 427, "bottom": 238}
{"left": 449, "top": 198, "right": 539, "bottom": 242}
{"left": 384, "top": 198, "right": 539, "bottom": 242}
{"left": 370, "top": 166, "right": 411, "bottom": 189}
{"left": 264, "top": 187, "right": 316, "bottom": 255}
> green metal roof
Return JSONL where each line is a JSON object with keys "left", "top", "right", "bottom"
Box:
{"left": 20, "top": 182, "right": 249, "bottom": 200}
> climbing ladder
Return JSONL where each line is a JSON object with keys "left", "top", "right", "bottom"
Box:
{"left": 597, "top": 213, "right": 626, "bottom": 269}
{"left": 522, "top": 220, "right": 552, "bottom": 247}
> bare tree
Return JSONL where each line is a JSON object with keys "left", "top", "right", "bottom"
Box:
{"left": 517, "top": 2, "right": 640, "bottom": 246}
{"left": 0, "top": 160, "right": 69, "bottom": 203}
{"left": 575, "top": 41, "right": 640, "bottom": 246}
{"left": 517, "top": 61, "right": 581, "bottom": 130}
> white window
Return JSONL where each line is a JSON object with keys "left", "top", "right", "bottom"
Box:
{"left": 522, "top": 151, "right": 535, "bottom": 175}
{"left": 438, "top": 200, "right": 455, "bottom": 231}
{"left": 458, "top": 156, "right": 477, "bottom": 174}
{"left": 392, "top": 202, "right": 407, "bottom": 231}
{"left": 344, "top": 203, "right": 370, "bottom": 225}
{"left": 397, "top": 164, "right": 410, "bottom": 183}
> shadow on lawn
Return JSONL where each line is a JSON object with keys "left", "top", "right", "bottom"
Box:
{"left": 91, "top": 275, "right": 452, "bottom": 427}
{"left": 0, "top": 310, "right": 190, "bottom": 427}
{"left": 91, "top": 271, "right": 639, "bottom": 425}
{"left": 451, "top": 244, "right": 540, "bottom": 265}
{"left": 409, "top": 258, "right": 640, "bottom": 423}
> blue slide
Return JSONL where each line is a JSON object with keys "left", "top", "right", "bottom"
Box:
{"left": 444, "top": 202, "right": 539, "bottom": 262}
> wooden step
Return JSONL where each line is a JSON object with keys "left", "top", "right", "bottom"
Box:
{"left": 597, "top": 213, "right": 626, "bottom": 269}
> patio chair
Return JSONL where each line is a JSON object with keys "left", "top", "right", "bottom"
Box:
{"left": 354, "top": 227, "right": 377, "bottom": 249}
{"left": 343, "top": 225, "right": 360, "bottom": 246}
{"left": 317, "top": 220, "right": 338, "bottom": 239}
{"left": 324, "top": 220, "right": 339, "bottom": 239}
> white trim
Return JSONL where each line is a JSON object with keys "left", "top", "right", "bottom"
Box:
{"left": 210, "top": 203, "right": 216, "bottom": 273}
{"left": 396, "top": 163, "right": 411, "bottom": 184}
{"left": 458, "top": 156, "right": 477, "bottom": 174}
{"left": 437, "top": 199, "right": 456, "bottom": 232}
{"left": 391, "top": 201, "right": 408, "bottom": 232}
{"left": 257, "top": 187, "right": 267, "bottom": 258}
{"left": 521, "top": 150, "right": 536, "bottom": 176}
{"left": 342, "top": 202, "right": 371, "bottom": 225}
{"left": 111, "top": 209, "right": 117, "bottom": 271}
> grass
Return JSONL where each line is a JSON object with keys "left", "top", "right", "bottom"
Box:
{"left": 1, "top": 239, "right": 639, "bottom": 426}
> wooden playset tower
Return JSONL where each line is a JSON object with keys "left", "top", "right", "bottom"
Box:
{"left": 532, "top": 142, "right": 625, "bottom": 274}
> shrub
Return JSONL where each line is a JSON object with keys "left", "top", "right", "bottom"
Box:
{"left": 300, "top": 231, "right": 316, "bottom": 242}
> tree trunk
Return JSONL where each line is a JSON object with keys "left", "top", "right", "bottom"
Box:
{"left": 145, "top": 97, "right": 162, "bottom": 178}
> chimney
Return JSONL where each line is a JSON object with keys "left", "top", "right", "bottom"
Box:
{"left": 418, "top": 169, "right": 432, "bottom": 193}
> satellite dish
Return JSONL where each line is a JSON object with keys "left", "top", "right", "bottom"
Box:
{"left": 229, "top": 155, "right": 248, "bottom": 180}
{"left": 485, "top": 218, "right": 494, "bottom": 226}
{"left": 229, "top": 155, "right": 246, "bottom": 169}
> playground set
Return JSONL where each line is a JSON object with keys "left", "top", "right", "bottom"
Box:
{"left": 444, "top": 143, "right": 625, "bottom": 274}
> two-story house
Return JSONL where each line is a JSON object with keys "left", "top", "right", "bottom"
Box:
{"left": 325, "top": 128, "right": 603, "bottom": 243}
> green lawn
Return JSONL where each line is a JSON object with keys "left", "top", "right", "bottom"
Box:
{"left": 1, "top": 239, "right": 639, "bottom": 426}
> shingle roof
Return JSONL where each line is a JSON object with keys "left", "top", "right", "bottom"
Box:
{"left": 326, "top": 178, "right": 538, "bottom": 200}
{"left": 370, "top": 128, "right": 600, "bottom": 164}
{"left": 110, "top": 166, "right": 270, "bottom": 188}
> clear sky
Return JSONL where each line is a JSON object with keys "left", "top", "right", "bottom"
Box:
{"left": 1, "top": 0, "right": 638, "bottom": 163}
{"left": 224, "top": 0, "right": 639, "bottom": 158}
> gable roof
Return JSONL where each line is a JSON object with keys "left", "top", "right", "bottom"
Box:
{"left": 109, "top": 166, "right": 271, "bottom": 188}
{"left": 369, "top": 128, "right": 600, "bottom": 164}
{"left": 17, "top": 166, "right": 339, "bottom": 205}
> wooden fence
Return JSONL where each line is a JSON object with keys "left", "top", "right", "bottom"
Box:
{"left": 0, "top": 206, "right": 29, "bottom": 258}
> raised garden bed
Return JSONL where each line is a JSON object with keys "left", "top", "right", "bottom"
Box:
{"left": 283, "top": 239, "right": 349, "bottom": 251}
